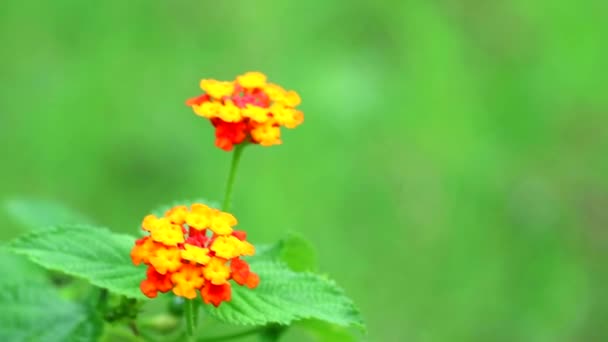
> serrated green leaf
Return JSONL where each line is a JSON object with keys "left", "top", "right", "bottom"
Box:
{"left": 0, "top": 251, "right": 103, "bottom": 342}
{"left": 5, "top": 198, "right": 94, "bottom": 230}
{"left": 206, "top": 260, "right": 364, "bottom": 330}
{"left": 9, "top": 225, "right": 144, "bottom": 299}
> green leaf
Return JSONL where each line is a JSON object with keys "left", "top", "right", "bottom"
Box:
{"left": 256, "top": 233, "right": 318, "bottom": 272}
{"left": 206, "top": 259, "right": 364, "bottom": 330}
{"left": 0, "top": 250, "right": 103, "bottom": 342}
{"left": 9, "top": 225, "right": 145, "bottom": 299}
{"left": 5, "top": 198, "right": 93, "bottom": 230}
{"left": 0, "top": 248, "right": 48, "bottom": 285}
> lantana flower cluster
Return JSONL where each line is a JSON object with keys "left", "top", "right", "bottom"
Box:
{"left": 186, "top": 72, "right": 304, "bottom": 151}
{"left": 130, "top": 203, "right": 259, "bottom": 307}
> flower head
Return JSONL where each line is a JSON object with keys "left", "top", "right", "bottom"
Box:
{"left": 130, "top": 203, "right": 259, "bottom": 307}
{"left": 186, "top": 72, "right": 304, "bottom": 151}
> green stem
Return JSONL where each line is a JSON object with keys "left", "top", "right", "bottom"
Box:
{"left": 198, "top": 328, "right": 263, "bottom": 341}
{"left": 96, "top": 288, "right": 108, "bottom": 312}
{"left": 184, "top": 299, "right": 196, "bottom": 337}
{"left": 222, "top": 144, "right": 245, "bottom": 211}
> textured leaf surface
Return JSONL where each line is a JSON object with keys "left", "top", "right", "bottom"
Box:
{"left": 5, "top": 199, "right": 93, "bottom": 230}
{"left": 0, "top": 250, "right": 103, "bottom": 342}
{"left": 9, "top": 225, "right": 144, "bottom": 299}
{"left": 206, "top": 259, "right": 364, "bottom": 329}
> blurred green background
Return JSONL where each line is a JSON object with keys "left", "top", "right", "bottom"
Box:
{"left": 1, "top": 0, "right": 607, "bottom": 341}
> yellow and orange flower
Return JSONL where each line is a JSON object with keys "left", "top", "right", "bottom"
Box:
{"left": 186, "top": 71, "right": 304, "bottom": 151}
{"left": 130, "top": 203, "right": 259, "bottom": 306}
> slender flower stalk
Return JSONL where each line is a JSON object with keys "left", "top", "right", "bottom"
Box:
{"left": 184, "top": 300, "right": 195, "bottom": 336}
{"left": 222, "top": 144, "right": 245, "bottom": 211}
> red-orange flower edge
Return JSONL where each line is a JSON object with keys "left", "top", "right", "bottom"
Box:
{"left": 130, "top": 203, "right": 259, "bottom": 307}
{"left": 186, "top": 72, "right": 304, "bottom": 151}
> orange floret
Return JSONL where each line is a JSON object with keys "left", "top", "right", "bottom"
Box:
{"left": 201, "top": 281, "right": 232, "bottom": 307}
{"left": 213, "top": 120, "right": 248, "bottom": 151}
{"left": 244, "top": 273, "right": 260, "bottom": 289}
{"left": 229, "top": 257, "right": 259, "bottom": 289}
{"left": 130, "top": 237, "right": 158, "bottom": 266}
{"left": 232, "top": 230, "right": 247, "bottom": 241}
{"left": 230, "top": 257, "right": 250, "bottom": 286}
{"left": 186, "top": 72, "right": 303, "bottom": 151}
{"left": 140, "top": 266, "right": 174, "bottom": 298}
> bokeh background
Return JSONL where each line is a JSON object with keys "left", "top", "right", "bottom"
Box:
{"left": 1, "top": 1, "right": 607, "bottom": 341}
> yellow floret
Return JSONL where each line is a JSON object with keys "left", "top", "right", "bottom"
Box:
{"left": 209, "top": 212, "right": 237, "bottom": 235}
{"left": 217, "top": 100, "right": 242, "bottom": 123}
{"left": 181, "top": 244, "right": 211, "bottom": 265}
{"left": 270, "top": 104, "right": 303, "bottom": 129}
{"left": 238, "top": 240, "right": 255, "bottom": 256}
{"left": 250, "top": 122, "right": 282, "bottom": 146}
{"left": 263, "top": 83, "right": 287, "bottom": 103}
{"left": 185, "top": 211, "right": 210, "bottom": 230}
{"left": 193, "top": 101, "right": 222, "bottom": 118}
{"left": 236, "top": 71, "right": 267, "bottom": 89}
{"left": 288, "top": 110, "right": 304, "bottom": 129}
{"left": 202, "top": 257, "right": 230, "bottom": 285}
{"left": 166, "top": 206, "right": 188, "bottom": 225}
{"left": 171, "top": 264, "right": 204, "bottom": 299}
{"left": 150, "top": 219, "right": 185, "bottom": 246}
{"left": 142, "top": 215, "right": 160, "bottom": 232}
{"left": 149, "top": 246, "right": 182, "bottom": 274}
{"left": 210, "top": 236, "right": 243, "bottom": 259}
{"left": 200, "top": 79, "right": 235, "bottom": 99}
{"left": 284, "top": 90, "right": 302, "bottom": 107}
{"left": 191, "top": 203, "right": 214, "bottom": 215}
{"left": 241, "top": 104, "right": 269, "bottom": 123}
